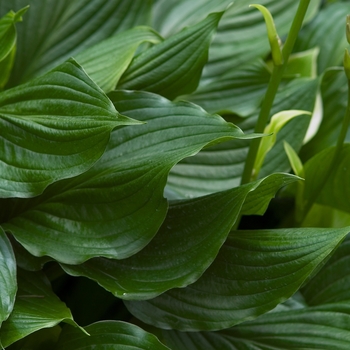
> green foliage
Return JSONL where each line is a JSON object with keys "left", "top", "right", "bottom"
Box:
{"left": 0, "top": 0, "right": 350, "bottom": 348}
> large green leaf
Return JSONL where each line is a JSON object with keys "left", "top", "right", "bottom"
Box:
{"left": 152, "top": 0, "right": 321, "bottom": 82}
{"left": 166, "top": 77, "right": 317, "bottom": 199}
{"left": 74, "top": 26, "right": 162, "bottom": 93}
{"left": 0, "top": 269, "right": 80, "bottom": 348}
{"left": 303, "top": 144, "right": 350, "bottom": 214}
{"left": 181, "top": 59, "right": 271, "bottom": 116}
{"left": 294, "top": 2, "right": 350, "bottom": 74}
{"left": 55, "top": 321, "right": 170, "bottom": 350}
{"left": 203, "top": 0, "right": 321, "bottom": 81}
{"left": 302, "top": 234, "right": 350, "bottom": 305}
{"left": 0, "top": 58, "right": 137, "bottom": 198}
{"left": 118, "top": 11, "right": 223, "bottom": 100}
{"left": 125, "top": 226, "right": 348, "bottom": 331}
{"left": 0, "top": 227, "right": 17, "bottom": 326}
{"left": 301, "top": 68, "right": 349, "bottom": 160}
{"left": 2, "top": 90, "right": 256, "bottom": 264}
{"left": 61, "top": 173, "right": 298, "bottom": 300}
{"left": 161, "top": 303, "right": 350, "bottom": 349}
{"left": 0, "top": 0, "right": 152, "bottom": 86}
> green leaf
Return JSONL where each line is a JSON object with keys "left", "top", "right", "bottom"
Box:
{"left": 0, "top": 6, "right": 28, "bottom": 62}
{"left": 302, "top": 68, "right": 348, "bottom": 160}
{"left": 181, "top": 59, "right": 271, "bottom": 116}
{"left": 0, "top": 0, "right": 153, "bottom": 86}
{"left": 0, "top": 227, "right": 17, "bottom": 326}
{"left": 152, "top": 0, "right": 232, "bottom": 37}
{"left": 294, "top": 2, "right": 350, "bottom": 74}
{"left": 166, "top": 77, "right": 317, "bottom": 199}
{"left": 55, "top": 321, "right": 170, "bottom": 349}
{"left": 161, "top": 303, "right": 350, "bottom": 350}
{"left": 303, "top": 144, "right": 350, "bottom": 214}
{"left": 203, "top": 0, "right": 321, "bottom": 81}
{"left": 61, "top": 173, "right": 298, "bottom": 300}
{"left": 2, "top": 90, "right": 255, "bottom": 264}
{"left": 0, "top": 58, "right": 137, "bottom": 198}
{"left": 253, "top": 110, "right": 310, "bottom": 179}
{"left": 125, "top": 226, "right": 348, "bottom": 331}
{"left": 302, "top": 234, "right": 350, "bottom": 305}
{"left": 249, "top": 4, "right": 283, "bottom": 66}
{"left": 74, "top": 26, "right": 162, "bottom": 93}
{"left": 0, "top": 269, "right": 81, "bottom": 348}
{"left": 118, "top": 11, "right": 223, "bottom": 99}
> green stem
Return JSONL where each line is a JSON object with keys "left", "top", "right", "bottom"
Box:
{"left": 298, "top": 80, "right": 350, "bottom": 223}
{"left": 241, "top": 0, "right": 311, "bottom": 185}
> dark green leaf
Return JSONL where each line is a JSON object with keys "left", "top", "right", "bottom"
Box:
{"left": 125, "top": 227, "right": 348, "bottom": 331}
{"left": 0, "top": 227, "right": 17, "bottom": 326}
{"left": 294, "top": 2, "right": 350, "bottom": 74}
{"left": 0, "top": 0, "right": 152, "bottom": 86}
{"left": 0, "top": 269, "right": 81, "bottom": 348}
{"left": 2, "top": 90, "right": 255, "bottom": 264}
{"left": 61, "top": 173, "right": 298, "bottom": 300}
{"left": 0, "top": 58, "right": 137, "bottom": 198}
{"left": 55, "top": 321, "right": 170, "bottom": 349}
{"left": 118, "top": 12, "right": 223, "bottom": 99}
{"left": 181, "top": 59, "right": 270, "bottom": 116}
{"left": 301, "top": 68, "right": 348, "bottom": 160}
{"left": 75, "top": 26, "right": 162, "bottom": 93}
{"left": 303, "top": 144, "right": 350, "bottom": 214}
{"left": 161, "top": 303, "right": 350, "bottom": 350}
{"left": 302, "top": 234, "right": 350, "bottom": 305}
{"left": 203, "top": 0, "right": 321, "bottom": 81}
{"left": 166, "top": 77, "right": 317, "bottom": 199}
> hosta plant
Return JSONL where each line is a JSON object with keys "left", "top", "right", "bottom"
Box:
{"left": 1, "top": 0, "right": 350, "bottom": 348}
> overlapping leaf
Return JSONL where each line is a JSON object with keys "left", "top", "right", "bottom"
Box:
{"left": 161, "top": 303, "right": 350, "bottom": 350}
{"left": 61, "top": 173, "right": 298, "bottom": 300}
{"left": 152, "top": 0, "right": 321, "bottom": 82}
{"left": 302, "top": 233, "right": 350, "bottom": 305}
{"left": 0, "top": 227, "right": 17, "bottom": 327}
{"left": 55, "top": 321, "right": 170, "bottom": 349}
{"left": 74, "top": 26, "right": 162, "bottom": 93}
{"left": 2, "top": 90, "right": 256, "bottom": 264}
{"left": 0, "top": 269, "right": 81, "bottom": 348}
{"left": 294, "top": 2, "right": 350, "bottom": 74}
{"left": 0, "top": 6, "right": 27, "bottom": 88}
{"left": 0, "top": 0, "right": 152, "bottom": 86}
{"left": 303, "top": 144, "right": 350, "bottom": 214}
{"left": 302, "top": 68, "right": 348, "bottom": 160}
{"left": 181, "top": 59, "right": 270, "bottom": 116}
{"left": 0, "top": 58, "right": 137, "bottom": 198}
{"left": 125, "top": 226, "right": 348, "bottom": 331}
{"left": 166, "top": 77, "right": 317, "bottom": 199}
{"left": 118, "top": 11, "right": 223, "bottom": 100}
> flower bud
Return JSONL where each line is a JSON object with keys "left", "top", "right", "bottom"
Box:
{"left": 346, "top": 15, "right": 350, "bottom": 44}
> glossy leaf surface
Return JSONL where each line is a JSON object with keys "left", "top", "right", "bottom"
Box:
{"left": 166, "top": 77, "right": 317, "bottom": 199}
{"left": 61, "top": 173, "right": 298, "bottom": 300}
{"left": 75, "top": 26, "right": 162, "bottom": 93}
{"left": 2, "top": 90, "right": 254, "bottom": 264}
{"left": 302, "top": 234, "right": 350, "bottom": 305}
{"left": 162, "top": 303, "right": 350, "bottom": 350}
{"left": 125, "top": 227, "right": 348, "bottom": 331}
{"left": 118, "top": 12, "right": 223, "bottom": 99}
{"left": 0, "top": 59, "right": 136, "bottom": 198}
{"left": 0, "top": 227, "right": 16, "bottom": 326}
{"left": 0, "top": 269, "right": 80, "bottom": 348}
{"left": 0, "top": 0, "right": 152, "bottom": 86}
{"left": 55, "top": 321, "right": 170, "bottom": 350}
